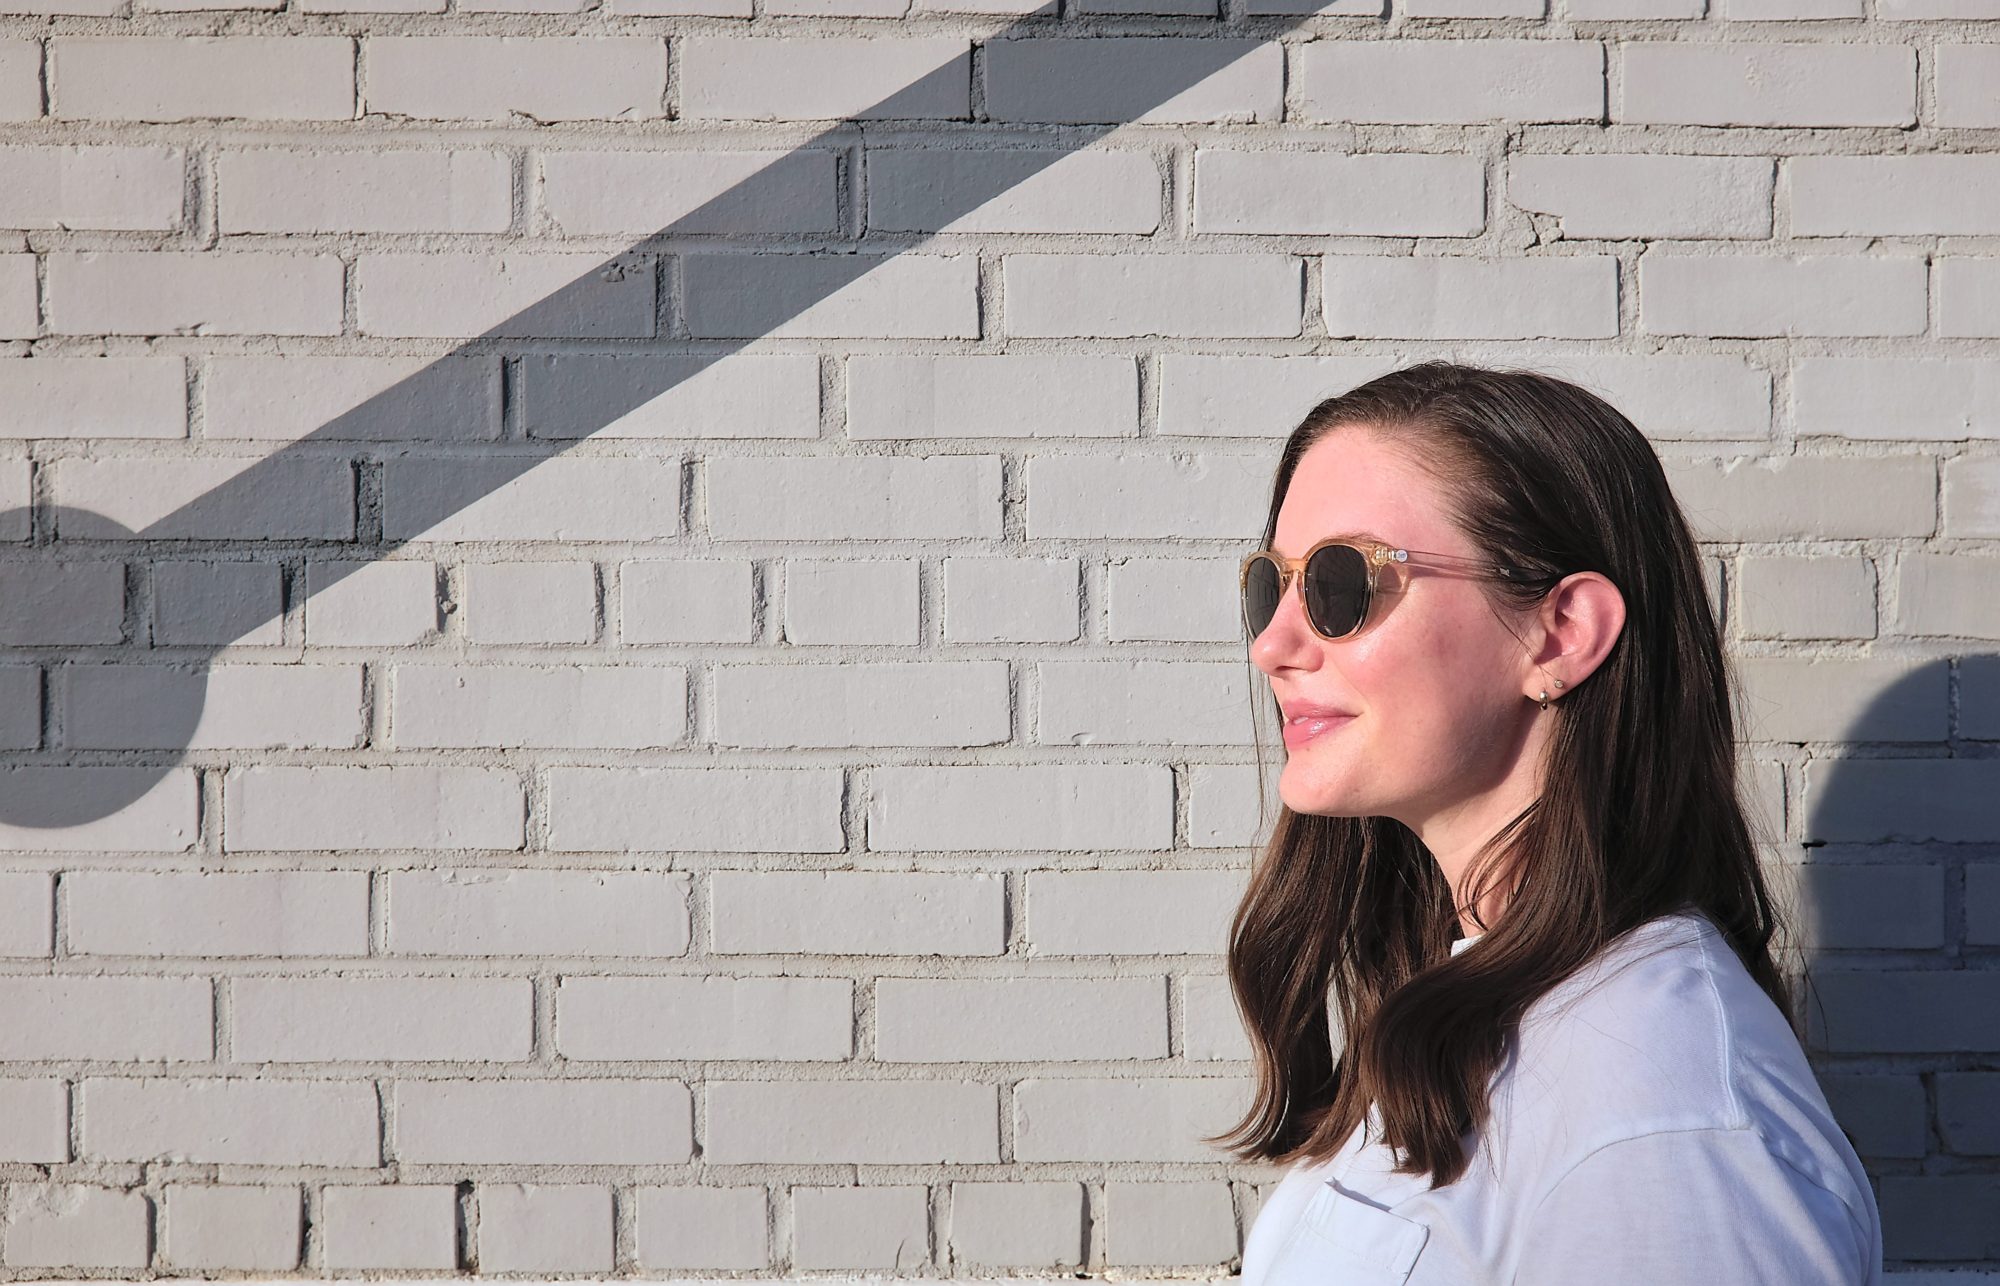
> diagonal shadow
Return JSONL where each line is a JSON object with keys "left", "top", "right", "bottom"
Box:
{"left": 3, "top": 18, "right": 1328, "bottom": 828}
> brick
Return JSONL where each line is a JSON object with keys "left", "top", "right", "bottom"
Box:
{"left": 1937, "top": 44, "right": 2000, "bottom": 128}
{"left": 1792, "top": 156, "right": 2000, "bottom": 237}
{"left": 877, "top": 976, "right": 1167, "bottom": 1061}
{"left": 713, "top": 661, "right": 1007, "bottom": 748}
{"left": 1938, "top": 1073, "right": 2000, "bottom": 1155}
{"left": 1663, "top": 455, "right": 1935, "bottom": 541}
{"left": 943, "top": 557, "right": 1079, "bottom": 644}
{"left": 1104, "top": 1182, "right": 1237, "bottom": 1266}
{"left": 1026, "top": 870, "right": 1245, "bottom": 955}
{"left": 633, "top": 1187, "right": 768, "bottom": 1269}
{"left": 784, "top": 558, "right": 918, "bottom": 644}
{"left": 847, "top": 355, "right": 1137, "bottom": 440}
{"left": 382, "top": 458, "right": 678, "bottom": 542}
{"left": 1733, "top": 556, "right": 1875, "bottom": 640}
{"left": 1188, "top": 763, "right": 1272, "bottom": 851}
{"left": 67, "top": 870, "right": 368, "bottom": 958}
{"left": 478, "top": 1184, "right": 613, "bottom": 1272}
{"left": 0, "top": 667, "right": 37, "bottom": 752}
{"left": 48, "top": 251, "right": 343, "bottom": 337}
{"left": 1804, "top": 760, "right": 2000, "bottom": 844}
{"left": 1725, "top": 0, "right": 1857, "bottom": 15}
{"left": 65, "top": 663, "right": 363, "bottom": 750}
{"left": 1819, "top": 1075, "right": 1926, "bottom": 1160}
{"left": 523, "top": 354, "right": 818, "bottom": 441}
{"left": 225, "top": 766, "right": 523, "bottom": 852}
{"left": 1733, "top": 657, "right": 1944, "bottom": 743}
{"left": 705, "top": 1081, "right": 997, "bottom": 1163}
{"left": 1157, "top": 355, "right": 1397, "bottom": 439}
{"left": 794, "top": 1186, "right": 928, "bottom": 1269}
{"left": 1884, "top": 0, "right": 2000, "bottom": 12}
{"left": 207, "top": 356, "right": 500, "bottom": 443}
{"left": 388, "top": 869, "right": 689, "bottom": 957}
{"left": 162, "top": 1185, "right": 301, "bottom": 1271}
{"left": 0, "top": 1079, "right": 66, "bottom": 1162}
{"left": 621, "top": 560, "right": 754, "bottom": 644}
{"left": 1620, "top": 43, "right": 1912, "bottom": 126}
{"left": 0, "top": 872, "right": 49, "bottom": 956}
{"left": 56, "top": 458, "right": 351, "bottom": 541}
{"left": 1013, "top": 1077, "right": 1250, "bottom": 1161}
{"left": 1955, "top": 455, "right": 2000, "bottom": 539}
{"left": 684, "top": 253, "right": 976, "bottom": 339}
{"left": 1965, "top": 660, "right": 2000, "bottom": 742}
{"left": 80, "top": 1077, "right": 378, "bottom": 1166}
{"left": 543, "top": 150, "right": 835, "bottom": 235}
{"left": 558, "top": 975, "right": 850, "bottom": 1060}
{"left": 305, "top": 561, "right": 440, "bottom": 647}
{"left": 1300, "top": 40, "right": 1602, "bottom": 123}
{"left": 1005, "top": 253, "right": 1299, "bottom": 339}
{"left": 0, "top": 254, "right": 31, "bottom": 336}
{"left": 1108, "top": 556, "right": 1239, "bottom": 642}
{"left": 868, "top": 763, "right": 1173, "bottom": 852}
{"left": 710, "top": 871, "right": 1004, "bottom": 956}
{"left": 1796, "top": 357, "right": 2000, "bottom": 443}
{"left": 152, "top": 562, "right": 280, "bottom": 646}
{"left": 708, "top": 455, "right": 1000, "bottom": 541}
{"left": 611, "top": 0, "right": 747, "bottom": 11}
{"left": 1039, "top": 660, "right": 1251, "bottom": 746}
{"left": 232, "top": 975, "right": 531, "bottom": 1062}
{"left": 869, "top": 148, "right": 1158, "bottom": 234}
{"left": 357, "top": 253, "right": 653, "bottom": 339}
{"left": 1900, "top": 555, "right": 2000, "bottom": 637}
{"left": 0, "top": 767, "right": 197, "bottom": 852}
{"left": 985, "top": 39, "right": 1279, "bottom": 124}
{"left": 1509, "top": 154, "right": 1771, "bottom": 239}
{"left": 1877, "top": 1175, "right": 2000, "bottom": 1262}
{"left": 4, "top": 1184, "right": 148, "bottom": 1268}
{"left": 322, "top": 1185, "right": 456, "bottom": 1269}
{"left": 0, "top": 146, "right": 181, "bottom": 230}
{"left": 391, "top": 664, "right": 686, "bottom": 749}
{"left": 0, "top": 41, "right": 37, "bottom": 119}
{"left": 52, "top": 37, "right": 354, "bottom": 121}
{"left": 219, "top": 149, "right": 507, "bottom": 235}
{"left": 1642, "top": 253, "right": 1925, "bottom": 338}
{"left": 1805, "top": 969, "right": 2000, "bottom": 1053}
{"left": 394, "top": 1079, "right": 693, "bottom": 1164}
{"left": 464, "top": 563, "right": 594, "bottom": 645}
{"left": 1524, "top": 353, "right": 1773, "bottom": 444}
{"left": 365, "top": 37, "right": 665, "bottom": 121}
{"left": 1942, "top": 258, "right": 2000, "bottom": 339}
{"left": 1792, "top": 863, "right": 1942, "bottom": 949}
{"left": 1027, "top": 453, "right": 1268, "bottom": 541}
{"left": 949, "top": 1181, "right": 1084, "bottom": 1268}
{"left": 0, "top": 977, "right": 206, "bottom": 1060}
{"left": 1184, "top": 973, "right": 1253, "bottom": 1060}
{"left": 1569, "top": 0, "right": 1700, "bottom": 14}
{"left": 549, "top": 767, "right": 843, "bottom": 853}
{"left": 680, "top": 37, "right": 968, "bottom": 120}
{"left": 1324, "top": 255, "right": 1619, "bottom": 339}
{"left": 1195, "top": 151, "right": 1482, "bottom": 236}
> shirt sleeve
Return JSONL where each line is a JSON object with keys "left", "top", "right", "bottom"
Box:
{"left": 1511, "top": 1126, "right": 1873, "bottom": 1286}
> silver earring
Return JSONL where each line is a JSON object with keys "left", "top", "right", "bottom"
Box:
{"left": 1537, "top": 689, "right": 1550, "bottom": 711}
{"left": 1553, "top": 678, "right": 1565, "bottom": 690}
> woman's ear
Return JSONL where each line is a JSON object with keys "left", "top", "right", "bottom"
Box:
{"left": 1527, "top": 571, "right": 1626, "bottom": 693}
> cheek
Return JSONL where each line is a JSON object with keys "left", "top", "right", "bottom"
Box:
{"left": 1344, "top": 605, "right": 1522, "bottom": 770}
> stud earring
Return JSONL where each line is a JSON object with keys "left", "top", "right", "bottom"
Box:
{"left": 1553, "top": 678, "right": 1565, "bottom": 690}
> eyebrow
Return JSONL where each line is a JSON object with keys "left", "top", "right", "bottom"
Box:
{"left": 1272, "top": 529, "right": 1394, "bottom": 560}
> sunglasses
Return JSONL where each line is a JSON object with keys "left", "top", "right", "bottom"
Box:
{"left": 1240, "top": 537, "right": 1536, "bottom": 642}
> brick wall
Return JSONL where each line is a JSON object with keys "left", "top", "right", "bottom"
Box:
{"left": 0, "top": 0, "right": 1995, "bottom": 1273}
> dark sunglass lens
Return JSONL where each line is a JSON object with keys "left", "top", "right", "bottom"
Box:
{"left": 1243, "top": 556, "right": 1282, "bottom": 636}
{"left": 1304, "top": 544, "right": 1369, "bottom": 638}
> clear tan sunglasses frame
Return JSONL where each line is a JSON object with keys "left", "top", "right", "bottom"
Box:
{"left": 1240, "top": 537, "right": 1536, "bottom": 642}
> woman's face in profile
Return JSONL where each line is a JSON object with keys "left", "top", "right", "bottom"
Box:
{"left": 1251, "top": 428, "right": 1543, "bottom": 829}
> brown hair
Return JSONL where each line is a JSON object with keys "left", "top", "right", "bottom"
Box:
{"left": 1206, "top": 360, "right": 1797, "bottom": 1188}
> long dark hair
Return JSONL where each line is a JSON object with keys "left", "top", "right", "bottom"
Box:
{"left": 1206, "top": 360, "right": 1797, "bottom": 1188}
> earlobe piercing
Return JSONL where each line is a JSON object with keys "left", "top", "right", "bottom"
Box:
{"left": 1537, "top": 689, "right": 1550, "bottom": 711}
{"left": 1553, "top": 679, "right": 1565, "bottom": 689}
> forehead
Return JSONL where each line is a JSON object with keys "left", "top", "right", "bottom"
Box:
{"left": 1271, "top": 429, "right": 1460, "bottom": 560}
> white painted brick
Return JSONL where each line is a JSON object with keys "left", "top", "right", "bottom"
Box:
{"left": 65, "top": 664, "right": 361, "bottom": 750}
{"left": 620, "top": 560, "right": 754, "bottom": 644}
{"left": 848, "top": 355, "right": 1137, "bottom": 440}
{"left": 1884, "top": 0, "right": 2000, "bottom": 13}
{"left": 1734, "top": 657, "right": 1943, "bottom": 743}
{"left": 1620, "top": 43, "right": 1913, "bottom": 127}
{"left": 1406, "top": 0, "right": 1540, "bottom": 13}
{"left": 1184, "top": 973, "right": 1253, "bottom": 1060}
{"left": 714, "top": 661, "right": 1008, "bottom": 748}
{"left": 868, "top": 148, "right": 1159, "bottom": 234}
{"left": 388, "top": 868, "right": 690, "bottom": 957}
{"left": 1300, "top": 40, "right": 1603, "bottom": 124}
{"left": 1663, "top": 455, "right": 1935, "bottom": 541}
{"left": 52, "top": 37, "right": 354, "bottom": 121}
{"left": 1644, "top": 253, "right": 1927, "bottom": 337}
{"left": 162, "top": 1185, "right": 302, "bottom": 1271}
{"left": 1325, "top": 255, "right": 1619, "bottom": 339}
{"left": 710, "top": 871, "right": 1005, "bottom": 955}
{"left": 1725, "top": 0, "right": 1857, "bottom": 15}
{"left": 986, "top": 39, "right": 1279, "bottom": 124}
{"left": 1104, "top": 1182, "right": 1238, "bottom": 1266}
{"left": 549, "top": 767, "right": 843, "bottom": 853}
{"left": 708, "top": 455, "right": 1000, "bottom": 540}
{"left": 365, "top": 37, "right": 665, "bottom": 121}
{"left": 943, "top": 556, "right": 1078, "bottom": 643}
{"left": 1795, "top": 357, "right": 2000, "bottom": 442}
{"left": 1900, "top": 555, "right": 2000, "bottom": 638}
{"left": 357, "top": 253, "right": 653, "bottom": 339}
{"left": 1734, "top": 555, "right": 1876, "bottom": 640}
{"left": 382, "top": 458, "right": 679, "bottom": 542}
{"left": 0, "top": 872, "right": 49, "bottom": 955}
{"left": 54, "top": 457, "right": 352, "bottom": 540}
{"left": 633, "top": 1187, "right": 768, "bottom": 1270}
{"left": 393, "top": 1078, "right": 693, "bottom": 1164}
{"left": 1938, "top": 45, "right": 2000, "bottom": 129}
{"left": 524, "top": 354, "right": 818, "bottom": 441}
{"left": 0, "top": 767, "right": 198, "bottom": 853}
{"left": 1947, "top": 455, "right": 2000, "bottom": 539}
{"left": 218, "top": 149, "right": 509, "bottom": 234}
{"left": 465, "top": 562, "right": 595, "bottom": 644}
{"left": 784, "top": 558, "right": 917, "bottom": 645}
{"left": 1569, "top": 0, "right": 1701, "bottom": 17}
{"left": 232, "top": 975, "right": 530, "bottom": 1062}
{"left": 949, "top": 1181, "right": 1085, "bottom": 1268}
{"left": 1013, "top": 1076, "right": 1250, "bottom": 1160}
{"left": 225, "top": 766, "right": 523, "bottom": 852}
{"left": 1510, "top": 154, "right": 1773, "bottom": 239}
{"left": 684, "top": 253, "right": 976, "bottom": 339}
{"left": 1526, "top": 352, "right": 1773, "bottom": 443}
{"left": 0, "top": 41, "right": 38, "bottom": 120}
{"left": 0, "top": 146, "right": 182, "bottom": 230}
{"left": 868, "top": 763, "right": 1173, "bottom": 852}
{"left": 393, "top": 664, "right": 684, "bottom": 749}
{"left": 1108, "top": 556, "right": 1239, "bottom": 642}
{"left": 48, "top": 251, "right": 343, "bottom": 337}
{"left": 704, "top": 1080, "right": 997, "bottom": 1163}
{"left": 152, "top": 561, "right": 281, "bottom": 645}
{"left": 0, "top": 667, "right": 37, "bottom": 752}
{"left": 543, "top": 150, "right": 835, "bottom": 235}
{"left": 876, "top": 976, "right": 1167, "bottom": 1062}
{"left": 1026, "top": 870, "right": 1246, "bottom": 955}
{"left": 1158, "top": 355, "right": 1396, "bottom": 438}
{"left": 79, "top": 1077, "right": 379, "bottom": 1166}
{"left": 0, "top": 976, "right": 207, "bottom": 1059}
{"left": 1027, "top": 452, "right": 1268, "bottom": 540}
{"left": 611, "top": 0, "right": 748, "bottom": 12}
{"left": 680, "top": 37, "right": 969, "bottom": 121}
{"left": 1792, "top": 156, "right": 2000, "bottom": 237}
{"left": 206, "top": 356, "right": 499, "bottom": 443}
{"left": 1942, "top": 258, "right": 2000, "bottom": 339}
{"left": 68, "top": 870, "right": 367, "bottom": 957}
{"left": 1005, "top": 253, "right": 1300, "bottom": 339}
{"left": 322, "top": 1185, "right": 455, "bottom": 1270}
{"left": 557, "top": 975, "right": 851, "bottom": 1060}
{"left": 0, "top": 254, "right": 34, "bottom": 336}
{"left": 0, "top": 563, "right": 120, "bottom": 646}
{"left": 1194, "top": 150, "right": 1483, "bottom": 236}
{"left": 478, "top": 1184, "right": 613, "bottom": 1273}
{"left": 304, "top": 561, "right": 441, "bottom": 647}
{"left": 794, "top": 1186, "right": 928, "bottom": 1270}
{"left": 0, "top": 1080, "right": 67, "bottom": 1162}
{"left": 5, "top": 1184, "right": 148, "bottom": 1269}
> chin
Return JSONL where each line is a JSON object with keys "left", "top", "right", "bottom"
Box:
{"left": 1278, "top": 762, "right": 1376, "bottom": 819}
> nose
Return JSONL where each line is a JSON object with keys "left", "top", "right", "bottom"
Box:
{"left": 1249, "top": 574, "right": 1322, "bottom": 676}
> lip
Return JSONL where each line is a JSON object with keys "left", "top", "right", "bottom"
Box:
{"left": 1280, "top": 701, "right": 1357, "bottom": 749}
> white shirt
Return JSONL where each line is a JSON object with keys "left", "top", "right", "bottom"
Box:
{"left": 1240, "top": 910, "right": 1883, "bottom": 1286}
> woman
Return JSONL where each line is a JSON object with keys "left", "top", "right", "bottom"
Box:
{"left": 1216, "top": 362, "right": 1882, "bottom": 1285}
